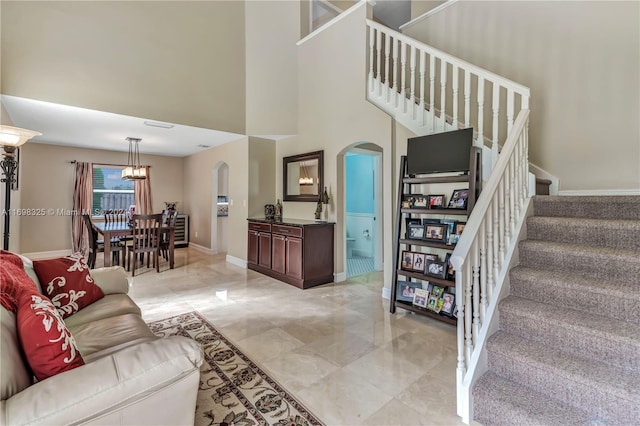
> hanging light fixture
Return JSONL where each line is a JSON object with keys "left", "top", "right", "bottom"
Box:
{"left": 298, "top": 161, "right": 314, "bottom": 185}
{"left": 121, "top": 137, "right": 147, "bottom": 180}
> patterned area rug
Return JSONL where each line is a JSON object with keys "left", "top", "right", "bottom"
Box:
{"left": 148, "top": 311, "right": 324, "bottom": 426}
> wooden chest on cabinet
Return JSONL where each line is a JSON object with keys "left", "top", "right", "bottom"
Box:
{"left": 247, "top": 219, "right": 334, "bottom": 289}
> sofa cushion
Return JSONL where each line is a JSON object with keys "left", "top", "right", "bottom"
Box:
{"left": 69, "top": 313, "right": 157, "bottom": 359}
{"left": 0, "top": 259, "right": 38, "bottom": 312}
{"left": 33, "top": 253, "right": 104, "bottom": 319}
{"left": 17, "top": 292, "right": 85, "bottom": 381}
{"left": 64, "top": 294, "right": 142, "bottom": 328}
{"left": 1, "top": 307, "right": 32, "bottom": 400}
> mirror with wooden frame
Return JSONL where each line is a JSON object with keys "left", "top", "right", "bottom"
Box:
{"left": 283, "top": 150, "right": 324, "bottom": 202}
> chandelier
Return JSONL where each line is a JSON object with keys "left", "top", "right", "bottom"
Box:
{"left": 298, "top": 161, "right": 314, "bottom": 185}
{"left": 121, "top": 137, "right": 147, "bottom": 180}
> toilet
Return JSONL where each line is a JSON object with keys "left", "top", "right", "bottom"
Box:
{"left": 346, "top": 237, "right": 355, "bottom": 258}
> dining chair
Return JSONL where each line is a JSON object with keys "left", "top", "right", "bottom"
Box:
{"left": 104, "top": 209, "right": 133, "bottom": 241}
{"left": 82, "top": 214, "right": 124, "bottom": 268}
{"left": 127, "top": 213, "right": 163, "bottom": 276}
{"left": 160, "top": 210, "right": 178, "bottom": 261}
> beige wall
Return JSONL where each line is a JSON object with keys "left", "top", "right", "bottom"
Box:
{"left": 282, "top": 4, "right": 394, "bottom": 281}
{"left": 1, "top": 1, "right": 247, "bottom": 134}
{"left": 248, "top": 137, "right": 276, "bottom": 218}
{"left": 245, "top": 1, "right": 299, "bottom": 135}
{"left": 410, "top": 1, "right": 447, "bottom": 20}
{"left": 182, "top": 138, "right": 248, "bottom": 261}
{"left": 404, "top": 1, "right": 640, "bottom": 192}
{"left": 19, "top": 143, "right": 184, "bottom": 253}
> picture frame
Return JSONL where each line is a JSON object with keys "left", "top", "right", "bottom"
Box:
{"left": 447, "top": 188, "right": 469, "bottom": 209}
{"left": 412, "top": 195, "right": 428, "bottom": 208}
{"left": 426, "top": 294, "right": 439, "bottom": 311}
{"left": 428, "top": 194, "right": 445, "bottom": 209}
{"left": 408, "top": 223, "right": 426, "bottom": 240}
{"left": 412, "top": 252, "right": 426, "bottom": 272}
{"left": 401, "top": 251, "right": 414, "bottom": 271}
{"left": 426, "top": 260, "right": 447, "bottom": 279}
{"left": 440, "top": 292, "right": 456, "bottom": 316}
{"left": 424, "top": 224, "right": 448, "bottom": 243}
{"left": 412, "top": 288, "right": 429, "bottom": 308}
{"left": 424, "top": 253, "right": 439, "bottom": 262}
{"left": 455, "top": 222, "right": 466, "bottom": 235}
{"left": 401, "top": 195, "right": 414, "bottom": 209}
{"left": 444, "top": 253, "right": 454, "bottom": 280}
{"left": 422, "top": 218, "right": 441, "bottom": 225}
{"left": 431, "top": 285, "right": 445, "bottom": 299}
{"left": 396, "top": 281, "right": 422, "bottom": 303}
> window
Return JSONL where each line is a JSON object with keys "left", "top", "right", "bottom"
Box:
{"left": 92, "top": 165, "right": 134, "bottom": 214}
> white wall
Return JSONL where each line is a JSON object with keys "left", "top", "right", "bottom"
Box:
{"left": 404, "top": 1, "right": 640, "bottom": 192}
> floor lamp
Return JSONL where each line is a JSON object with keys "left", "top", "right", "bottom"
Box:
{"left": 0, "top": 125, "right": 41, "bottom": 250}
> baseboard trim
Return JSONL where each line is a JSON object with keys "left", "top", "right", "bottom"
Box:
{"left": 558, "top": 189, "right": 640, "bottom": 196}
{"left": 21, "top": 249, "right": 72, "bottom": 260}
{"left": 189, "top": 242, "right": 215, "bottom": 254}
{"left": 226, "top": 255, "right": 247, "bottom": 269}
{"left": 381, "top": 286, "right": 391, "bottom": 300}
{"left": 334, "top": 271, "right": 347, "bottom": 282}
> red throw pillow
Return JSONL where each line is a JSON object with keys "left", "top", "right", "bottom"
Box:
{"left": 33, "top": 253, "right": 104, "bottom": 319}
{"left": 1, "top": 260, "right": 37, "bottom": 312}
{"left": 17, "top": 291, "right": 85, "bottom": 381}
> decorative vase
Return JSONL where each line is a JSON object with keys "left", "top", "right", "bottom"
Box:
{"left": 275, "top": 199, "right": 282, "bottom": 220}
{"left": 264, "top": 204, "right": 275, "bottom": 220}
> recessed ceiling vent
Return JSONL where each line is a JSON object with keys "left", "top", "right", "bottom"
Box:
{"left": 197, "top": 144, "right": 211, "bottom": 148}
{"left": 144, "top": 121, "right": 174, "bottom": 129}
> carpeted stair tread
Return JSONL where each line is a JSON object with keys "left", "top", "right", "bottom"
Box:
{"left": 510, "top": 266, "right": 640, "bottom": 324}
{"left": 473, "top": 372, "right": 592, "bottom": 426}
{"left": 486, "top": 331, "right": 640, "bottom": 424}
{"left": 499, "top": 296, "right": 640, "bottom": 370}
{"left": 518, "top": 240, "right": 640, "bottom": 284}
{"left": 533, "top": 196, "right": 640, "bottom": 220}
{"left": 527, "top": 216, "right": 640, "bottom": 250}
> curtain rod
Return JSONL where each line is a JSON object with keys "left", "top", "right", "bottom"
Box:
{"left": 68, "top": 160, "right": 151, "bottom": 168}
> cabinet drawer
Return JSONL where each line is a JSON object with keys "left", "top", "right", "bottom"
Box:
{"left": 272, "top": 224, "right": 303, "bottom": 238}
{"left": 249, "top": 222, "right": 271, "bottom": 232}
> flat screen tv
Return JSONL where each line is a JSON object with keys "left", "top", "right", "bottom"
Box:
{"left": 407, "top": 128, "right": 473, "bottom": 175}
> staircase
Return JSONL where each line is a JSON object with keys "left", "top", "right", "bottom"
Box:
{"left": 473, "top": 195, "right": 640, "bottom": 425}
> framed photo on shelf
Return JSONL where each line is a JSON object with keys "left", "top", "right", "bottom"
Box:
{"left": 401, "top": 195, "right": 415, "bottom": 209}
{"left": 441, "top": 292, "right": 456, "bottom": 316}
{"left": 426, "top": 260, "right": 447, "bottom": 279}
{"left": 455, "top": 222, "right": 467, "bottom": 235}
{"left": 422, "top": 218, "right": 441, "bottom": 225}
{"left": 408, "top": 223, "right": 426, "bottom": 240}
{"left": 396, "top": 281, "right": 422, "bottom": 303}
{"left": 428, "top": 194, "right": 445, "bottom": 209}
{"left": 412, "top": 288, "right": 429, "bottom": 308}
{"left": 424, "top": 224, "right": 448, "bottom": 243}
{"left": 401, "top": 251, "right": 414, "bottom": 271}
{"left": 426, "top": 294, "right": 439, "bottom": 311}
{"left": 413, "top": 195, "right": 428, "bottom": 208}
{"left": 444, "top": 253, "right": 454, "bottom": 280}
{"left": 448, "top": 189, "right": 469, "bottom": 209}
{"left": 412, "top": 252, "right": 426, "bottom": 272}
{"left": 431, "top": 285, "right": 445, "bottom": 299}
{"left": 424, "top": 253, "right": 439, "bottom": 262}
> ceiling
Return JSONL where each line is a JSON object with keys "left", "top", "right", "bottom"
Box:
{"left": 1, "top": 95, "right": 246, "bottom": 157}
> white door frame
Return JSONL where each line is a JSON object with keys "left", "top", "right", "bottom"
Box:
{"left": 211, "top": 162, "right": 228, "bottom": 254}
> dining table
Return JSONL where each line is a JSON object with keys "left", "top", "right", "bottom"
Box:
{"left": 94, "top": 221, "right": 175, "bottom": 270}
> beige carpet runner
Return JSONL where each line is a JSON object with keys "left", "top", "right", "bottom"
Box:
{"left": 148, "top": 311, "right": 324, "bottom": 426}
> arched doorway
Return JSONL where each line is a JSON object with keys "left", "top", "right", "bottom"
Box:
{"left": 211, "top": 162, "right": 229, "bottom": 254}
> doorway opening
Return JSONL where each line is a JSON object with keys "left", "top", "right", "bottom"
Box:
{"left": 344, "top": 146, "right": 382, "bottom": 278}
{"left": 211, "top": 162, "right": 229, "bottom": 254}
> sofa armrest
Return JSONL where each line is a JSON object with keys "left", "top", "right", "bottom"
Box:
{"left": 90, "top": 266, "right": 129, "bottom": 294}
{"left": 1, "top": 337, "right": 203, "bottom": 426}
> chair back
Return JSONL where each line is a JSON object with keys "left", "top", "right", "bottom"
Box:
{"left": 131, "top": 214, "right": 163, "bottom": 251}
{"left": 161, "top": 210, "right": 178, "bottom": 227}
{"left": 104, "top": 209, "right": 128, "bottom": 225}
{"left": 82, "top": 214, "right": 99, "bottom": 253}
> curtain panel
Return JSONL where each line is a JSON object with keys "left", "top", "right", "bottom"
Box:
{"left": 134, "top": 166, "right": 152, "bottom": 215}
{"left": 72, "top": 162, "right": 93, "bottom": 254}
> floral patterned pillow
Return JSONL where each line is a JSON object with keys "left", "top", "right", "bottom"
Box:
{"left": 17, "top": 291, "right": 85, "bottom": 381}
{"left": 33, "top": 253, "right": 104, "bottom": 319}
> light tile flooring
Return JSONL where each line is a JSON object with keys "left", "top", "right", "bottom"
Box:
{"left": 124, "top": 248, "right": 464, "bottom": 426}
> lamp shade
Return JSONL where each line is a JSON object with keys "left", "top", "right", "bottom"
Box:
{"left": 0, "top": 125, "right": 41, "bottom": 147}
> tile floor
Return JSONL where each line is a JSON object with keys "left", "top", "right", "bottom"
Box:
{"left": 125, "top": 248, "right": 464, "bottom": 426}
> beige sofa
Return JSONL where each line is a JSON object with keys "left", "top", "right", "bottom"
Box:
{"left": 1, "top": 262, "right": 204, "bottom": 425}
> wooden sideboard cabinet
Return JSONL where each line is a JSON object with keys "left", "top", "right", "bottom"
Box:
{"left": 247, "top": 218, "right": 334, "bottom": 289}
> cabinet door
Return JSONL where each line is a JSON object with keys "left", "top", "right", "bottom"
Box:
{"left": 258, "top": 232, "right": 272, "bottom": 268}
{"left": 247, "top": 230, "right": 259, "bottom": 265}
{"left": 271, "top": 234, "right": 286, "bottom": 274}
{"left": 286, "top": 237, "right": 303, "bottom": 279}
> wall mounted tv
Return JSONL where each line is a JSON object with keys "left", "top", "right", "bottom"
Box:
{"left": 407, "top": 128, "right": 473, "bottom": 176}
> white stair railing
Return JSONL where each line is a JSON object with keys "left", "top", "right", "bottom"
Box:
{"left": 450, "top": 109, "right": 531, "bottom": 423}
{"left": 366, "top": 19, "right": 530, "bottom": 169}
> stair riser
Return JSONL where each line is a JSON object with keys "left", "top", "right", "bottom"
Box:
{"left": 527, "top": 220, "right": 640, "bottom": 251}
{"left": 519, "top": 244, "right": 640, "bottom": 285}
{"left": 487, "top": 350, "right": 640, "bottom": 425}
{"left": 509, "top": 271, "right": 640, "bottom": 325}
{"left": 533, "top": 198, "right": 640, "bottom": 220}
{"left": 499, "top": 307, "right": 638, "bottom": 371}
